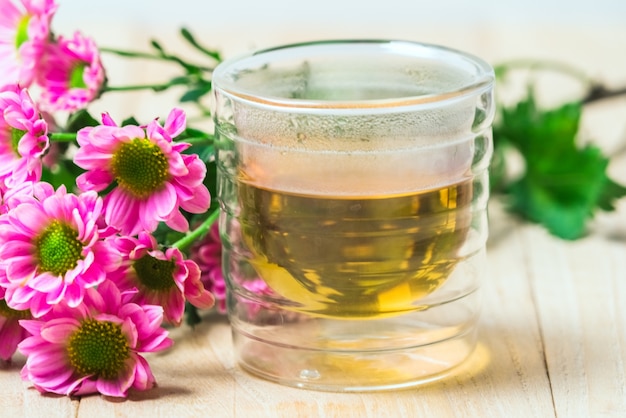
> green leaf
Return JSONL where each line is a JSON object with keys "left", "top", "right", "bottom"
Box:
{"left": 41, "top": 158, "right": 86, "bottom": 190}
{"left": 181, "top": 127, "right": 208, "bottom": 139}
{"left": 150, "top": 40, "right": 164, "bottom": 54}
{"left": 184, "top": 302, "right": 202, "bottom": 327}
{"left": 494, "top": 92, "right": 626, "bottom": 239}
{"left": 65, "top": 109, "right": 99, "bottom": 132}
{"left": 597, "top": 179, "right": 626, "bottom": 211}
{"left": 507, "top": 144, "right": 621, "bottom": 239}
{"left": 180, "top": 27, "right": 222, "bottom": 62}
{"left": 121, "top": 116, "right": 140, "bottom": 126}
{"left": 496, "top": 93, "right": 581, "bottom": 159}
{"left": 169, "top": 76, "right": 192, "bottom": 85}
{"left": 179, "top": 82, "right": 211, "bottom": 102}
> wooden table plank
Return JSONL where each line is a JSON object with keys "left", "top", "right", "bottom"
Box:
{"left": 523, "top": 225, "right": 626, "bottom": 417}
{"left": 0, "top": 356, "right": 79, "bottom": 418}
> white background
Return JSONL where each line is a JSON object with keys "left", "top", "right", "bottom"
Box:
{"left": 54, "top": 0, "right": 626, "bottom": 28}
{"left": 47, "top": 0, "right": 626, "bottom": 130}
{"left": 52, "top": 0, "right": 626, "bottom": 56}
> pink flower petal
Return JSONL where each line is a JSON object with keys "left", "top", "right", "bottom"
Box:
{"left": 149, "top": 183, "right": 177, "bottom": 218}
{"left": 5, "top": 255, "right": 37, "bottom": 284}
{"left": 101, "top": 113, "right": 117, "bottom": 126}
{"left": 40, "top": 319, "right": 80, "bottom": 343}
{"left": 70, "top": 377, "right": 98, "bottom": 396}
{"left": 0, "top": 240, "right": 34, "bottom": 258}
{"left": 104, "top": 189, "right": 137, "bottom": 233}
{"left": 131, "top": 354, "right": 156, "bottom": 391}
{"left": 31, "top": 366, "right": 75, "bottom": 390}
{"left": 17, "top": 319, "right": 42, "bottom": 336}
{"left": 8, "top": 285, "right": 36, "bottom": 305}
{"left": 163, "top": 108, "right": 186, "bottom": 138}
{"left": 0, "top": 318, "right": 26, "bottom": 360}
{"left": 120, "top": 316, "right": 138, "bottom": 348}
{"left": 76, "top": 170, "right": 113, "bottom": 193}
{"left": 12, "top": 203, "right": 48, "bottom": 234}
{"left": 180, "top": 184, "right": 211, "bottom": 213}
{"left": 188, "top": 288, "right": 216, "bottom": 310}
{"left": 96, "top": 362, "right": 134, "bottom": 398}
{"left": 165, "top": 209, "right": 189, "bottom": 233}
{"left": 62, "top": 282, "right": 84, "bottom": 308}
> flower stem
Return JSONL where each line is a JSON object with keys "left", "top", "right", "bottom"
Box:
{"left": 49, "top": 132, "right": 77, "bottom": 142}
{"left": 172, "top": 208, "right": 220, "bottom": 251}
{"left": 583, "top": 85, "right": 626, "bottom": 104}
{"left": 495, "top": 58, "right": 626, "bottom": 106}
{"left": 103, "top": 83, "right": 176, "bottom": 93}
{"left": 100, "top": 47, "right": 215, "bottom": 72}
{"left": 100, "top": 47, "right": 175, "bottom": 62}
{"left": 182, "top": 136, "right": 214, "bottom": 145}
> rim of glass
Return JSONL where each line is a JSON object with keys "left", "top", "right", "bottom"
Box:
{"left": 211, "top": 39, "right": 494, "bottom": 111}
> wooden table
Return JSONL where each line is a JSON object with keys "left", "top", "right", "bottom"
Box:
{"left": 1, "top": 21, "right": 625, "bottom": 418}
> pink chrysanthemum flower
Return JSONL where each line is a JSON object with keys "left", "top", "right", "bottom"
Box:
{"left": 0, "top": 0, "right": 57, "bottom": 86}
{"left": 0, "top": 184, "right": 121, "bottom": 317}
{"left": 109, "top": 232, "right": 214, "bottom": 325}
{"left": 18, "top": 280, "right": 172, "bottom": 397}
{"left": 74, "top": 108, "right": 211, "bottom": 235}
{"left": 190, "top": 222, "right": 227, "bottom": 313}
{"left": 0, "top": 296, "right": 31, "bottom": 361}
{"left": 0, "top": 83, "right": 49, "bottom": 189}
{"left": 37, "top": 31, "right": 106, "bottom": 112}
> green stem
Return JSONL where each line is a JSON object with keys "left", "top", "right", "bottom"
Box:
{"left": 495, "top": 58, "right": 626, "bottom": 108}
{"left": 583, "top": 85, "right": 626, "bottom": 104}
{"left": 183, "top": 136, "right": 214, "bottom": 145}
{"left": 100, "top": 46, "right": 215, "bottom": 72}
{"left": 100, "top": 47, "right": 172, "bottom": 61}
{"left": 49, "top": 132, "right": 77, "bottom": 142}
{"left": 172, "top": 208, "right": 220, "bottom": 251}
{"left": 103, "top": 83, "right": 177, "bottom": 93}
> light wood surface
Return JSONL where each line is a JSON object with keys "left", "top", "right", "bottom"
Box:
{"left": 1, "top": 22, "right": 625, "bottom": 418}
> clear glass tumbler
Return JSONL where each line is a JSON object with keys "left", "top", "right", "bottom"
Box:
{"left": 211, "top": 40, "right": 494, "bottom": 392}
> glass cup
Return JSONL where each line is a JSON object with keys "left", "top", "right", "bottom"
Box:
{"left": 211, "top": 40, "right": 494, "bottom": 392}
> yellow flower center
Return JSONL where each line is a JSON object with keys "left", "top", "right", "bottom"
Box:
{"left": 11, "top": 127, "right": 26, "bottom": 156}
{"left": 67, "top": 319, "right": 130, "bottom": 380}
{"left": 110, "top": 138, "right": 170, "bottom": 199}
{"left": 35, "top": 220, "right": 83, "bottom": 276}
{"left": 15, "top": 16, "right": 30, "bottom": 49}
{"left": 69, "top": 63, "right": 88, "bottom": 89}
{"left": 133, "top": 254, "right": 177, "bottom": 291}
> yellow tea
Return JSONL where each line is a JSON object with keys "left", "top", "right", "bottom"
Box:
{"left": 238, "top": 179, "right": 473, "bottom": 318}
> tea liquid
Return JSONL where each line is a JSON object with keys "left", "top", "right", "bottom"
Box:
{"left": 238, "top": 179, "right": 473, "bottom": 318}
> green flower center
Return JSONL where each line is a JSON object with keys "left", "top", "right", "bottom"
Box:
{"left": 0, "top": 299, "right": 31, "bottom": 320}
{"left": 35, "top": 220, "right": 83, "bottom": 276}
{"left": 110, "top": 139, "right": 170, "bottom": 199}
{"left": 69, "top": 63, "right": 88, "bottom": 89}
{"left": 133, "top": 254, "right": 176, "bottom": 291}
{"left": 11, "top": 127, "right": 26, "bottom": 156}
{"left": 67, "top": 319, "right": 130, "bottom": 380}
{"left": 15, "top": 16, "right": 30, "bottom": 49}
